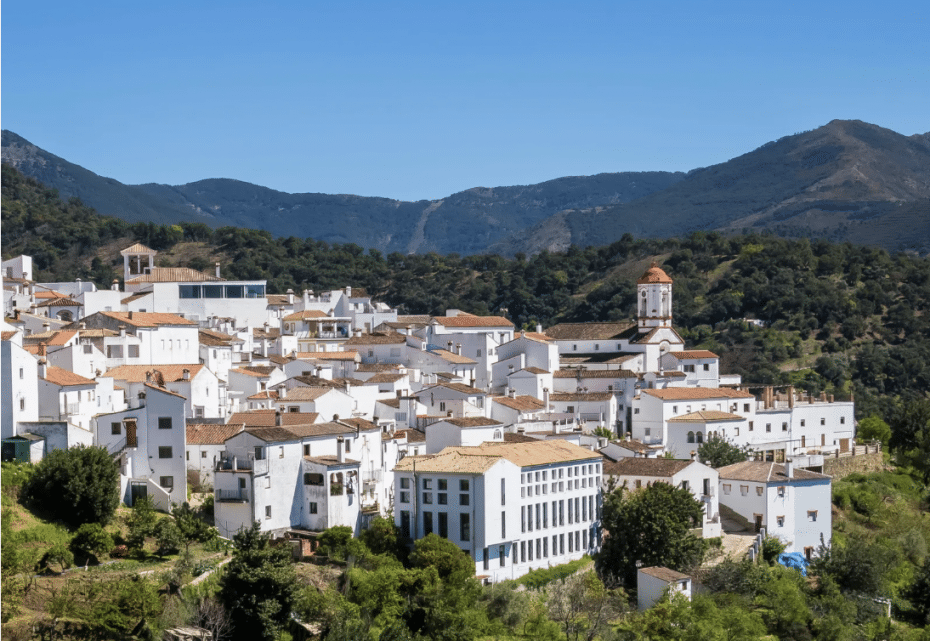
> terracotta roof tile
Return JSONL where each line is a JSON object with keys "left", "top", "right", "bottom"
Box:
{"left": 104, "top": 364, "right": 204, "bottom": 383}
{"left": 669, "top": 350, "right": 719, "bottom": 360}
{"left": 36, "top": 297, "right": 82, "bottom": 307}
{"left": 433, "top": 315, "right": 514, "bottom": 328}
{"left": 120, "top": 243, "right": 156, "bottom": 254}
{"left": 121, "top": 292, "right": 151, "bottom": 304}
{"left": 186, "top": 423, "right": 244, "bottom": 445}
{"left": 603, "top": 457, "right": 692, "bottom": 478}
{"left": 640, "top": 566, "right": 689, "bottom": 582}
{"left": 718, "top": 461, "right": 830, "bottom": 483}
{"left": 364, "top": 373, "right": 407, "bottom": 384}
{"left": 228, "top": 410, "right": 320, "bottom": 427}
{"left": 101, "top": 311, "right": 197, "bottom": 327}
{"left": 394, "top": 451, "right": 501, "bottom": 474}
{"left": 295, "top": 351, "right": 359, "bottom": 361}
{"left": 397, "top": 428, "right": 426, "bottom": 442}
{"left": 668, "top": 410, "right": 744, "bottom": 423}
{"left": 25, "top": 330, "right": 78, "bottom": 346}
{"left": 126, "top": 267, "right": 222, "bottom": 283}
{"left": 417, "top": 383, "right": 486, "bottom": 396}
{"left": 553, "top": 368, "right": 638, "bottom": 379}
{"left": 254, "top": 327, "right": 281, "bottom": 339}
{"left": 642, "top": 388, "right": 754, "bottom": 401}
{"left": 247, "top": 390, "right": 279, "bottom": 400}
{"left": 345, "top": 331, "right": 407, "bottom": 345}
{"left": 41, "top": 366, "right": 96, "bottom": 387}
{"left": 281, "top": 387, "right": 334, "bottom": 401}
{"left": 545, "top": 321, "right": 635, "bottom": 341}
{"left": 440, "top": 417, "right": 502, "bottom": 428}
{"left": 427, "top": 348, "right": 476, "bottom": 364}
{"left": 283, "top": 310, "right": 330, "bottom": 321}
{"left": 637, "top": 263, "right": 673, "bottom": 284}
{"left": 492, "top": 395, "right": 545, "bottom": 412}
{"left": 357, "top": 363, "right": 405, "bottom": 372}
{"left": 1, "top": 331, "right": 17, "bottom": 341}
{"left": 199, "top": 329, "right": 243, "bottom": 346}
{"left": 550, "top": 392, "right": 613, "bottom": 402}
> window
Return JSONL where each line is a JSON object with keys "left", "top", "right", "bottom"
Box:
{"left": 782, "top": 422, "right": 788, "bottom": 432}
{"left": 776, "top": 516, "right": 785, "bottom": 527}
{"left": 107, "top": 345, "right": 123, "bottom": 358}
{"left": 400, "top": 477, "right": 410, "bottom": 489}
{"left": 703, "top": 363, "right": 710, "bottom": 371}
{"left": 309, "top": 502, "right": 318, "bottom": 514}
{"left": 345, "top": 440, "right": 351, "bottom": 453}
{"left": 265, "top": 477, "right": 271, "bottom": 489}
{"left": 749, "top": 421, "right": 754, "bottom": 431}
{"left": 821, "top": 418, "right": 826, "bottom": 425}
{"left": 160, "top": 476, "right": 174, "bottom": 489}
{"left": 501, "top": 478, "right": 506, "bottom": 505}
{"left": 744, "top": 403, "right": 750, "bottom": 412}
{"left": 111, "top": 422, "right": 121, "bottom": 435}
{"left": 158, "top": 417, "right": 172, "bottom": 430}
{"left": 740, "top": 484, "right": 748, "bottom": 496}
{"left": 201, "top": 451, "right": 207, "bottom": 459}
{"left": 756, "top": 486, "right": 763, "bottom": 496}
{"left": 460, "top": 492, "right": 469, "bottom": 506}
{"left": 522, "top": 506, "right": 526, "bottom": 533}
{"left": 687, "top": 431, "right": 695, "bottom": 443}
{"left": 766, "top": 423, "right": 771, "bottom": 433}
{"left": 777, "top": 486, "right": 786, "bottom": 497}
{"left": 840, "top": 416, "right": 845, "bottom": 424}
{"left": 439, "top": 512, "right": 448, "bottom": 538}
{"left": 304, "top": 444, "right": 310, "bottom": 456}
{"left": 19, "top": 398, "right": 24, "bottom": 411}
{"left": 460, "top": 479, "right": 469, "bottom": 491}
{"left": 800, "top": 419, "right": 806, "bottom": 427}
{"left": 423, "top": 478, "right": 432, "bottom": 490}
{"left": 422, "top": 492, "right": 432, "bottom": 504}
{"left": 423, "top": 511, "right": 433, "bottom": 535}
{"left": 158, "top": 446, "right": 172, "bottom": 458}
{"left": 83, "top": 344, "right": 93, "bottom": 354}
{"left": 460, "top": 513, "right": 470, "bottom": 541}
{"left": 521, "top": 541, "right": 526, "bottom": 563}
{"left": 483, "top": 548, "right": 489, "bottom": 571}
{"left": 501, "top": 512, "right": 506, "bottom": 538}
{"left": 438, "top": 492, "right": 447, "bottom": 505}
{"left": 808, "top": 510, "right": 818, "bottom": 522}
{"left": 128, "top": 345, "right": 139, "bottom": 358}
{"left": 723, "top": 484, "right": 731, "bottom": 495}
{"left": 401, "top": 511, "right": 411, "bottom": 537}
{"left": 265, "top": 506, "right": 272, "bottom": 519}
{"left": 400, "top": 491, "right": 410, "bottom": 503}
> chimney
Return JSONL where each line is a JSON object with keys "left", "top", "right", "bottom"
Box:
{"left": 128, "top": 311, "right": 133, "bottom": 321}
{"left": 785, "top": 458, "right": 794, "bottom": 478}
{"left": 303, "top": 289, "right": 311, "bottom": 306}
{"left": 521, "top": 330, "right": 525, "bottom": 338}
{"left": 37, "top": 358, "right": 47, "bottom": 378}
{"left": 829, "top": 394, "right": 834, "bottom": 403}
{"left": 405, "top": 325, "right": 412, "bottom": 336}
{"left": 43, "top": 322, "right": 50, "bottom": 331}
{"left": 336, "top": 436, "right": 345, "bottom": 463}
{"left": 345, "top": 286, "right": 352, "bottom": 298}
{"left": 447, "top": 340, "right": 453, "bottom": 352}
{"left": 536, "top": 323, "right": 542, "bottom": 334}
{"left": 543, "top": 387, "right": 550, "bottom": 413}
{"left": 455, "top": 343, "right": 462, "bottom": 356}
{"left": 182, "top": 368, "right": 190, "bottom": 381}
{"left": 80, "top": 322, "right": 86, "bottom": 330}
{"left": 119, "top": 325, "right": 126, "bottom": 338}
{"left": 111, "top": 279, "right": 119, "bottom": 291}
{"left": 691, "top": 451, "right": 697, "bottom": 461}
{"left": 286, "top": 289, "right": 295, "bottom": 305}
{"left": 215, "top": 262, "right": 221, "bottom": 278}
{"left": 509, "top": 388, "right": 516, "bottom": 398}
{"left": 788, "top": 386, "right": 795, "bottom": 409}
{"left": 275, "top": 410, "right": 282, "bottom": 427}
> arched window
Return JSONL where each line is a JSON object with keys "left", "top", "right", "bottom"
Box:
{"left": 57, "top": 310, "right": 73, "bottom": 322}
{"left": 493, "top": 429, "right": 502, "bottom": 440}
{"left": 696, "top": 431, "right": 704, "bottom": 443}
{"left": 687, "top": 431, "right": 695, "bottom": 443}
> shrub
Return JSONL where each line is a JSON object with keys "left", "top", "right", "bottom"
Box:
{"left": 517, "top": 557, "right": 592, "bottom": 589}
{"left": 155, "top": 519, "right": 185, "bottom": 556}
{"left": 71, "top": 523, "right": 114, "bottom": 564}
{"left": 110, "top": 544, "right": 130, "bottom": 559}
{"left": 38, "top": 543, "right": 74, "bottom": 573}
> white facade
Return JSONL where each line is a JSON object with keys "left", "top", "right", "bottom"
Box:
{"left": 637, "top": 567, "right": 692, "bottom": 610}
{"left": 2, "top": 338, "right": 39, "bottom": 439}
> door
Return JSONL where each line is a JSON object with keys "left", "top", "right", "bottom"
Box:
{"left": 130, "top": 481, "right": 147, "bottom": 506}
{"left": 125, "top": 420, "right": 138, "bottom": 447}
{"left": 839, "top": 439, "right": 850, "bottom": 453}
{"left": 754, "top": 514, "right": 763, "bottom": 533}
{"left": 801, "top": 436, "right": 806, "bottom": 448}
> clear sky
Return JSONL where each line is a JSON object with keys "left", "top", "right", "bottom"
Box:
{"left": 2, "top": 1, "right": 928, "bottom": 202}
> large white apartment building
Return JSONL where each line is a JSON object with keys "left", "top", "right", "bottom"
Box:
{"left": 393, "top": 440, "right": 603, "bottom": 583}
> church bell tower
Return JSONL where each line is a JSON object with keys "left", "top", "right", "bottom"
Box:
{"left": 637, "top": 262, "right": 673, "bottom": 332}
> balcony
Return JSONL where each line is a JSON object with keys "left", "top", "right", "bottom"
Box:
{"left": 216, "top": 489, "right": 249, "bottom": 503}
{"left": 362, "top": 469, "right": 383, "bottom": 485}
{"left": 216, "top": 455, "right": 269, "bottom": 475}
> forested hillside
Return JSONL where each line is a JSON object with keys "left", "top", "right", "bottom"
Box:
{"left": 4, "top": 163, "right": 929, "bottom": 432}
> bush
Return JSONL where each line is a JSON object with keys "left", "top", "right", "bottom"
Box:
{"left": 71, "top": 523, "right": 114, "bottom": 564}
{"left": 38, "top": 543, "right": 74, "bottom": 573}
{"left": 110, "top": 544, "right": 130, "bottom": 558}
{"left": 155, "top": 519, "right": 185, "bottom": 556}
{"left": 517, "top": 556, "right": 592, "bottom": 589}
{"left": 761, "top": 535, "right": 787, "bottom": 565}
{"left": 21, "top": 446, "right": 119, "bottom": 528}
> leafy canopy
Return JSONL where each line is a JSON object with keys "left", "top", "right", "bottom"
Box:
{"left": 698, "top": 434, "right": 753, "bottom": 468}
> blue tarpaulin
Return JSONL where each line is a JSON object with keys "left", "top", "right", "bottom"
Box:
{"left": 777, "top": 552, "right": 809, "bottom": 576}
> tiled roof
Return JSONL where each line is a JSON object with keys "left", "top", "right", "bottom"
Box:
{"left": 550, "top": 392, "right": 613, "bottom": 402}
{"left": 545, "top": 321, "right": 635, "bottom": 341}
{"left": 199, "top": 329, "right": 243, "bottom": 346}
{"left": 36, "top": 297, "right": 82, "bottom": 307}
{"left": 433, "top": 315, "right": 514, "bottom": 328}
{"left": 291, "top": 375, "right": 363, "bottom": 389}
{"left": 492, "top": 395, "right": 545, "bottom": 412}
{"left": 77, "top": 329, "right": 118, "bottom": 338}
{"left": 295, "top": 351, "right": 359, "bottom": 361}
{"left": 230, "top": 366, "right": 277, "bottom": 378}
{"left": 126, "top": 267, "right": 222, "bottom": 283}
{"left": 397, "top": 428, "right": 426, "bottom": 442}
{"left": 560, "top": 353, "right": 641, "bottom": 366}
{"left": 428, "top": 348, "right": 477, "bottom": 364}
{"left": 304, "top": 455, "right": 361, "bottom": 467}
{"left": 104, "top": 364, "right": 204, "bottom": 383}
{"left": 718, "top": 461, "right": 830, "bottom": 483}
{"left": 642, "top": 388, "right": 754, "bottom": 401}
{"left": 283, "top": 310, "right": 330, "bottom": 321}
{"left": 25, "top": 330, "right": 77, "bottom": 346}
{"left": 101, "top": 311, "right": 197, "bottom": 327}
{"left": 640, "top": 566, "right": 689, "bottom": 582}
{"left": 143, "top": 382, "right": 187, "bottom": 399}
{"left": 41, "top": 366, "right": 96, "bottom": 387}
{"left": 604, "top": 439, "right": 656, "bottom": 454}
{"left": 458, "top": 439, "right": 601, "bottom": 467}
{"left": 668, "top": 410, "right": 744, "bottom": 423}
{"left": 441, "top": 417, "right": 502, "bottom": 428}
{"left": 345, "top": 331, "right": 406, "bottom": 345}
{"left": 266, "top": 294, "right": 291, "bottom": 306}
{"left": 504, "top": 432, "right": 542, "bottom": 443}
{"left": 254, "top": 327, "right": 281, "bottom": 339}
{"left": 417, "top": 382, "right": 487, "bottom": 396}
{"left": 34, "top": 290, "right": 68, "bottom": 299}
{"left": 1, "top": 331, "right": 17, "bottom": 341}
{"left": 356, "top": 363, "right": 404, "bottom": 372}
{"left": 245, "top": 422, "right": 356, "bottom": 442}
{"left": 396, "top": 315, "right": 432, "bottom": 325}
{"left": 553, "top": 368, "right": 638, "bottom": 379}
{"left": 364, "top": 373, "right": 407, "bottom": 384}
{"left": 227, "top": 410, "right": 320, "bottom": 427}
{"left": 281, "top": 387, "right": 334, "bottom": 401}
{"left": 247, "top": 390, "right": 279, "bottom": 400}
{"left": 376, "top": 398, "right": 402, "bottom": 409}
{"left": 394, "top": 451, "right": 501, "bottom": 474}
{"left": 603, "top": 457, "right": 692, "bottom": 478}
{"left": 120, "top": 243, "right": 156, "bottom": 254}
{"left": 669, "top": 350, "right": 719, "bottom": 360}
{"left": 268, "top": 355, "right": 291, "bottom": 365}
{"left": 336, "top": 417, "right": 379, "bottom": 432}
{"left": 186, "top": 423, "right": 244, "bottom": 445}
{"left": 637, "top": 263, "right": 673, "bottom": 284}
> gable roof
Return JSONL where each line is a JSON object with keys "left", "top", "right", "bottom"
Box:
{"left": 100, "top": 311, "right": 197, "bottom": 327}
{"left": 294, "top": 351, "right": 359, "bottom": 361}
{"left": 25, "top": 330, "right": 78, "bottom": 346}
{"left": 492, "top": 395, "right": 545, "bottom": 412}
{"left": 550, "top": 392, "right": 613, "bottom": 402}
{"left": 187, "top": 423, "right": 244, "bottom": 445}
{"left": 36, "top": 297, "right": 82, "bottom": 307}
{"left": 640, "top": 566, "right": 689, "bottom": 582}
{"left": 281, "top": 387, "right": 335, "bottom": 401}
{"left": 603, "top": 457, "right": 693, "bottom": 478}
{"left": 416, "top": 382, "right": 487, "bottom": 396}
{"left": 717, "top": 461, "right": 830, "bottom": 483}
{"left": 553, "top": 368, "right": 638, "bottom": 379}
{"left": 364, "top": 373, "right": 407, "bottom": 384}
{"left": 199, "top": 329, "right": 243, "bottom": 346}
{"left": 126, "top": 267, "right": 222, "bottom": 283}
{"left": 544, "top": 321, "right": 635, "bottom": 341}
{"left": 104, "top": 364, "right": 205, "bottom": 383}
{"left": 669, "top": 410, "right": 744, "bottom": 423}
{"left": 427, "top": 348, "right": 477, "bottom": 364}
{"left": 668, "top": 350, "right": 719, "bottom": 360}
{"left": 227, "top": 410, "right": 320, "bottom": 427}
{"left": 283, "top": 310, "right": 330, "bottom": 321}
{"left": 433, "top": 315, "right": 514, "bottom": 328}
{"left": 345, "top": 331, "right": 407, "bottom": 345}
{"left": 440, "top": 417, "right": 502, "bottom": 428}
{"left": 41, "top": 366, "right": 96, "bottom": 387}
{"left": 120, "top": 243, "right": 156, "bottom": 254}
{"left": 244, "top": 421, "right": 357, "bottom": 442}
{"left": 642, "top": 388, "right": 754, "bottom": 401}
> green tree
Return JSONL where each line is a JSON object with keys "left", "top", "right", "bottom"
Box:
{"left": 220, "top": 522, "right": 298, "bottom": 641}
{"left": 697, "top": 434, "right": 753, "bottom": 468}
{"left": 857, "top": 415, "right": 892, "bottom": 448}
{"left": 409, "top": 533, "right": 475, "bottom": 583}
{"left": 904, "top": 561, "right": 930, "bottom": 626}
{"left": 154, "top": 518, "right": 184, "bottom": 556}
{"left": 21, "top": 445, "right": 119, "bottom": 528}
{"left": 597, "top": 482, "right": 705, "bottom": 589}
{"left": 38, "top": 543, "right": 74, "bottom": 573}
{"left": 70, "top": 523, "right": 114, "bottom": 565}
{"left": 360, "top": 516, "right": 406, "bottom": 561}
{"left": 172, "top": 501, "right": 217, "bottom": 554}
{"left": 546, "top": 570, "right": 625, "bottom": 641}
{"left": 124, "top": 496, "right": 158, "bottom": 553}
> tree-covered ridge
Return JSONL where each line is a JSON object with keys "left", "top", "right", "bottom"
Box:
{"left": 3, "top": 163, "right": 929, "bottom": 428}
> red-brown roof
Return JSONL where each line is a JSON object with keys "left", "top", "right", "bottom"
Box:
{"left": 41, "top": 366, "right": 96, "bottom": 387}
{"left": 104, "top": 364, "right": 205, "bottom": 383}
{"left": 637, "top": 263, "right": 673, "bottom": 284}
{"left": 283, "top": 310, "right": 330, "bottom": 321}
{"left": 492, "top": 395, "right": 545, "bottom": 412}
{"left": 433, "top": 315, "right": 514, "bottom": 328}
{"left": 228, "top": 410, "right": 320, "bottom": 427}
{"left": 642, "top": 388, "right": 754, "bottom": 401}
{"left": 669, "top": 350, "right": 719, "bottom": 360}
{"left": 186, "top": 423, "right": 244, "bottom": 445}
{"left": 101, "top": 312, "right": 197, "bottom": 327}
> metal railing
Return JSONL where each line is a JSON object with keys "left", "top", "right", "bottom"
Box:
{"left": 216, "top": 455, "right": 269, "bottom": 475}
{"left": 106, "top": 437, "right": 127, "bottom": 455}
{"left": 216, "top": 489, "right": 249, "bottom": 502}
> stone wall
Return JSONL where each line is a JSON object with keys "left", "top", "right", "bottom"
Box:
{"left": 823, "top": 452, "right": 885, "bottom": 480}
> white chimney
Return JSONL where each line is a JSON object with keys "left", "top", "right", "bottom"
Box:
{"left": 182, "top": 368, "right": 191, "bottom": 381}
{"left": 119, "top": 325, "right": 126, "bottom": 338}
{"left": 37, "top": 358, "right": 47, "bottom": 378}
{"left": 111, "top": 279, "right": 120, "bottom": 291}
{"left": 303, "top": 289, "right": 311, "bottom": 306}
{"left": 543, "top": 387, "right": 550, "bottom": 412}
{"left": 455, "top": 343, "right": 462, "bottom": 356}
{"left": 287, "top": 289, "right": 295, "bottom": 305}
{"left": 336, "top": 436, "right": 345, "bottom": 463}
{"left": 536, "top": 323, "right": 542, "bottom": 333}
{"left": 215, "top": 262, "right": 221, "bottom": 278}
{"left": 509, "top": 388, "right": 516, "bottom": 399}
{"left": 345, "top": 286, "right": 352, "bottom": 297}
{"left": 786, "top": 459, "right": 794, "bottom": 478}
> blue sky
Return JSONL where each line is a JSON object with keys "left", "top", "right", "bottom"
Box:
{"left": 3, "top": 1, "right": 928, "bottom": 201}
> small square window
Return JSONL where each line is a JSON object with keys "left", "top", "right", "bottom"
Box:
{"left": 158, "top": 446, "right": 172, "bottom": 458}
{"left": 782, "top": 422, "right": 788, "bottom": 432}
{"left": 460, "top": 493, "right": 470, "bottom": 506}
{"left": 438, "top": 479, "right": 448, "bottom": 490}
{"left": 840, "top": 416, "right": 845, "bottom": 424}
{"left": 808, "top": 510, "right": 818, "bottom": 522}
{"left": 723, "top": 484, "right": 731, "bottom": 495}
{"left": 821, "top": 418, "right": 826, "bottom": 426}
{"left": 756, "top": 486, "right": 763, "bottom": 496}
{"left": 400, "top": 477, "right": 410, "bottom": 489}
{"left": 777, "top": 516, "right": 785, "bottom": 527}
{"left": 400, "top": 491, "right": 410, "bottom": 503}
{"left": 309, "top": 502, "right": 318, "bottom": 514}
{"left": 111, "top": 422, "right": 121, "bottom": 435}
{"left": 459, "top": 479, "right": 469, "bottom": 491}
{"left": 423, "top": 479, "right": 432, "bottom": 490}
{"left": 160, "top": 476, "right": 174, "bottom": 489}
{"left": 778, "top": 486, "right": 786, "bottom": 497}
{"left": 158, "top": 417, "right": 172, "bottom": 430}
{"left": 265, "top": 506, "right": 272, "bottom": 519}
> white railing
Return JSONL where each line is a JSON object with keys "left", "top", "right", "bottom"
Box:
{"left": 216, "top": 455, "right": 269, "bottom": 475}
{"left": 216, "top": 489, "right": 249, "bottom": 502}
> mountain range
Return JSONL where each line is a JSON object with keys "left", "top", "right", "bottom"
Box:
{"left": 3, "top": 120, "right": 928, "bottom": 256}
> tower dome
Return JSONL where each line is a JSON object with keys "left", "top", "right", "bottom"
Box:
{"left": 637, "top": 263, "right": 673, "bottom": 285}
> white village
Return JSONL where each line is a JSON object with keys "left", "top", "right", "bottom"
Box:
{"left": 3, "top": 246, "right": 860, "bottom": 587}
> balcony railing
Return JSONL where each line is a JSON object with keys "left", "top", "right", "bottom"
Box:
{"left": 216, "top": 489, "right": 249, "bottom": 502}
{"left": 362, "top": 470, "right": 383, "bottom": 484}
{"left": 216, "top": 455, "right": 269, "bottom": 475}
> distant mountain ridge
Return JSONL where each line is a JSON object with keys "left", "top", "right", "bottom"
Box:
{"left": 0, "top": 130, "right": 683, "bottom": 255}
{"left": 4, "top": 120, "right": 929, "bottom": 256}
